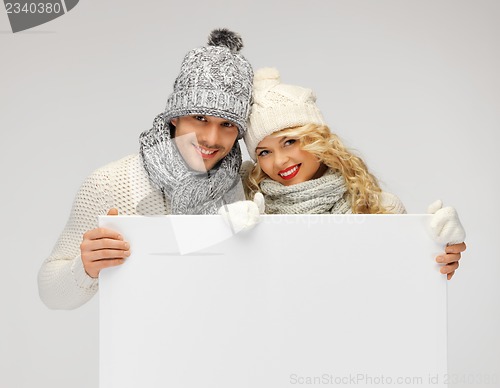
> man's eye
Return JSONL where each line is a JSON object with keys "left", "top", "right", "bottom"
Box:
{"left": 257, "top": 150, "right": 269, "bottom": 157}
{"left": 284, "top": 139, "right": 296, "bottom": 146}
{"left": 221, "top": 122, "right": 234, "bottom": 128}
{"left": 193, "top": 115, "right": 207, "bottom": 122}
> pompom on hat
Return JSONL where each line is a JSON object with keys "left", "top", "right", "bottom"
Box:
{"left": 164, "top": 29, "right": 254, "bottom": 138}
{"left": 245, "top": 67, "right": 325, "bottom": 159}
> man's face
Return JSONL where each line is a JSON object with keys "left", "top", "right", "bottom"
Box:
{"left": 171, "top": 115, "right": 239, "bottom": 172}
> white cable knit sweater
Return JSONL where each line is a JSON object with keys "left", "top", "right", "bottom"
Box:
{"left": 38, "top": 154, "right": 169, "bottom": 309}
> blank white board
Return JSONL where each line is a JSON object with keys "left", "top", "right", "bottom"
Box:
{"left": 99, "top": 215, "right": 447, "bottom": 388}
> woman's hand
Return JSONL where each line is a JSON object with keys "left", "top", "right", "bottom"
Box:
{"left": 218, "top": 193, "right": 265, "bottom": 233}
{"left": 436, "top": 242, "right": 466, "bottom": 280}
{"left": 428, "top": 200, "right": 467, "bottom": 280}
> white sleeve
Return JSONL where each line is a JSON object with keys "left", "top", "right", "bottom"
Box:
{"left": 37, "top": 168, "right": 112, "bottom": 309}
{"left": 380, "top": 192, "right": 407, "bottom": 214}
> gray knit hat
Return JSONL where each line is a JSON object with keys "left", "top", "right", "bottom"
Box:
{"left": 164, "top": 29, "right": 253, "bottom": 138}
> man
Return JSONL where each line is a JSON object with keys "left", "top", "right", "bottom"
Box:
{"left": 38, "top": 29, "right": 257, "bottom": 309}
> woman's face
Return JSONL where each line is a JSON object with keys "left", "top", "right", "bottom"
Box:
{"left": 255, "top": 134, "right": 325, "bottom": 186}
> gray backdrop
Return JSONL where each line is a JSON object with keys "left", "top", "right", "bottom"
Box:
{"left": 1, "top": 1, "right": 499, "bottom": 387}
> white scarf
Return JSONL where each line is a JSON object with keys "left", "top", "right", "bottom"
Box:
{"left": 260, "top": 169, "right": 352, "bottom": 214}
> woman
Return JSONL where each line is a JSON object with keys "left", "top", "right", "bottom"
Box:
{"left": 237, "top": 67, "right": 466, "bottom": 279}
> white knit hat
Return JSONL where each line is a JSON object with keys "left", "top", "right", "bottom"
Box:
{"left": 245, "top": 67, "right": 325, "bottom": 159}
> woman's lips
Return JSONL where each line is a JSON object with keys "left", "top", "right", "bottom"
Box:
{"left": 278, "top": 164, "right": 300, "bottom": 180}
{"left": 193, "top": 144, "right": 219, "bottom": 159}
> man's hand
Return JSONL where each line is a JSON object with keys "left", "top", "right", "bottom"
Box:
{"left": 80, "top": 208, "right": 130, "bottom": 278}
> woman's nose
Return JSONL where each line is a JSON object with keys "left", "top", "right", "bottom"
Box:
{"left": 274, "top": 150, "right": 289, "bottom": 168}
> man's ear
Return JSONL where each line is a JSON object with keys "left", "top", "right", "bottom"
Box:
{"left": 171, "top": 118, "right": 178, "bottom": 127}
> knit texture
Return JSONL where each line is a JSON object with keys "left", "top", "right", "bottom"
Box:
{"left": 37, "top": 154, "right": 245, "bottom": 309}
{"left": 241, "top": 161, "right": 406, "bottom": 215}
{"left": 39, "top": 157, "right": 404, "bottom": 309}
{"left": 245, "top": 68, "right": 325, "bottom": 159}
{"left": 379, "top": 192, "right": 407, "bottom": 214}
{"left": 164, "top": 29, "right": 253, "bottom": 138}
{"left": 427, "top": 199, "right": 466, "bottom": 245}
{"left": 139, "top": 113, "right": 243, "bottom": 215}
{"left": 260, "top": 169, "right": 351, "bottom": 214}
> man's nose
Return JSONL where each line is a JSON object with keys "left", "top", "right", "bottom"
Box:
{"left": 199, "top": 123, "right": 220, "bottom": 147}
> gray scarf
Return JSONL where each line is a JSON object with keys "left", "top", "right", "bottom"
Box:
{"left": 139, "top": 113, "right": 242, "bottom": 215}
{"left": 260, "top": 169, "right": 352, "bottom": 214}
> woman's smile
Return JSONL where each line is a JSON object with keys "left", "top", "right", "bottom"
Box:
{"left": 278, "top": 164, "right": 301, "bottom": 180}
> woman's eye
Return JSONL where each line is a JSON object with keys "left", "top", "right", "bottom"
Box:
{"left": 257, "top": 150, "right": 269, "bottom": 157}
{"left": 221, "top": 121, "right": 234, "bottom": 128}
{"left": 193, "top": 115, "right": 207, "bottom": 122}
{"left": 284, "top": 139, "right": 296, "bottom": 146}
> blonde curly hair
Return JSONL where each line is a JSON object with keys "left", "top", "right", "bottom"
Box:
{"left": 245, "top": 124, "right": 389, "bottom": 214}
